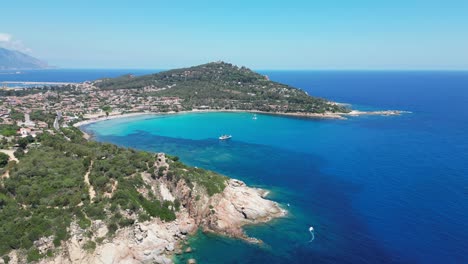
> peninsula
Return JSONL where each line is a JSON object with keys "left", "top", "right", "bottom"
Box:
{"left": 94, "top": 61, "right": 349, "bottom": 114}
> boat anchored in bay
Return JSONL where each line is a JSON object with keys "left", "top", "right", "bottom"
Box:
{"left": 219, "top": 135, "right": 232, "bottom": 140}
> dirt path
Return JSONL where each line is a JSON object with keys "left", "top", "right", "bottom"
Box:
{"left": 104, "top": 179, "right": 118, "bottom": 198}
{"left": 1, "top": 149, "right": 18, "bottom": 179}
{"left": 0, "top": 149, "right": 18, "bottom": 162}
{"left": 84, "top": 160, "right": 96, "bottom": 201}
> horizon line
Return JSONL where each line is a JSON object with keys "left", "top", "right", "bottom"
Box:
{"left": 20, "top": 67, "right": 468, "bottom": 72}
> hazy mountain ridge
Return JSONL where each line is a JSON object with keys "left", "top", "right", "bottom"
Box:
{"left": 0, "top": 48, "right": 49, "bottom": 70}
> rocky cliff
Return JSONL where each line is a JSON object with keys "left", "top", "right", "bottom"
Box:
{"left": 3, "top": 153, "right": 285, "bottom": 264}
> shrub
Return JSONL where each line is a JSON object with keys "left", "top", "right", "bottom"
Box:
{"left": 0, "top": 152, "right": 9, "bottom": 167}
{"left": 2, "top": 256, "right": 11, "bottom": 264}
{"left": 0, "top": 124, "right": 18, "bottom": 137}
{"left": 26, "top": 248, "right": 42, "bottom": 262}
{"left": 83, "top": 240, "right": 96, "bottom": 252}
{"left": 13, "top": 148, "right": 24, "bottom": 159}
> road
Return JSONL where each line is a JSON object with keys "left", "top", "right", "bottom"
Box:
{"left": 53, "top": 117, "right": 60, "bottom": 130}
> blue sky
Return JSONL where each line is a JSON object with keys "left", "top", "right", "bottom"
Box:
{"left": 1, "top": 0, "right": 467, "bottom": 69}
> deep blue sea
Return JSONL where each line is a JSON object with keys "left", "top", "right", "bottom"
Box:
{"left": 6, "top": 69, "right": 468, "bottom": 263}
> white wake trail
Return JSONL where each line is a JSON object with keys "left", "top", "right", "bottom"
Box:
{"left": 308, "top": 226, "right": 315, "bottom": 242}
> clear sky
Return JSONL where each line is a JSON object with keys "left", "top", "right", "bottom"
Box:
{"left": 1, "top": 0, "right": 467, "bottom": 69}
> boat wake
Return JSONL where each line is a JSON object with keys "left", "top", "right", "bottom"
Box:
{"left": 308, "top": 226, "right": 315, "bottom": 242}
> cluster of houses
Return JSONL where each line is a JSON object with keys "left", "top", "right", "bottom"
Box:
{"left": 0, "top": 113, "right": 48, "bottom": 140}
{"left": 1, "top": 82, "right": 185, "bottom": 141}
{"left": 0, "top": 108, "right": 11, "bottom": 123}
{"left": 86, "top": 86, "right": 182, "bottom": 113}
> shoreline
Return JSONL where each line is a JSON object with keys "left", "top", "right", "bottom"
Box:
{"left": 68, "top": 107, "right": 407, "bottom": 264}
{"left": 73, "top": 108, "right": 410, "bottom": 128}
{"left": 71, "top": 113, "right": 290, "bottom": 264}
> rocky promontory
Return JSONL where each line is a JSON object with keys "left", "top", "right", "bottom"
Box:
{"left": 4, "top": 152, "right": 285, "bottom": 264}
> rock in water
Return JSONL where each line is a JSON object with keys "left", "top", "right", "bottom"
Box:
{"left": 208, "top": 179, "right": 287, "bottom": 238}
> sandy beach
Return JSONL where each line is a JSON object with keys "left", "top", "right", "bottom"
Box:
{"left": 72, "top": 110, "right": 342, "bottom": 128}
{"left": 73, "top": 108, "right": 409, "bottom": 129}
{"left": 73, "top": 112, "right": 156, "bottom": 128}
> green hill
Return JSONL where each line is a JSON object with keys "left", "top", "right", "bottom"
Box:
{"left": 95, "top": 62, "right": 349, "bottom": 113}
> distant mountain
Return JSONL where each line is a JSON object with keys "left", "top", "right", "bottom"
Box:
{"left": 0, "top": 47, "right": 49, "bottom": 70}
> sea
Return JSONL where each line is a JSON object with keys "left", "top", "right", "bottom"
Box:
{"left": 2, "top": 69, "right": 467, "bottom": 263}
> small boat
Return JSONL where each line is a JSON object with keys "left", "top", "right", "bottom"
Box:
{"left": 219, "top": 135, "right": 232, "bottom": 140}
{"left": 252, "top": 114, "right": 258, "bottom": 120}
{"left": 309, "top": 226, "right": 314, "bottom": 232}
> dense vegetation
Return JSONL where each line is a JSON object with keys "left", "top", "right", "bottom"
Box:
{"left": 30, "top": 110, "right": 56, "bottom": 125}
{"left": 166, "top": 158, "right": 227, "bottom": 196}
{"left": 0, "top": 135, "right": 85, "bottom": 259}
{"left": 0, "top": 124, "right": 18, "bottom": 137}
{"left": 0, "top": 88, "right": 43, "bottom": 97}
{"left": 95, "top": 62, "right": 350, "bottom": 113}
{"left": 8, "top": 109, "right": 24, "bottom": 122}
{"left": 0, "top": 152, "right": 8, "bottom": 167}
{"left": 0, "top": 127, "right": 227, "bottom": 261}
{"left": 0, "top": 84, "right": 76, "bottom": 98}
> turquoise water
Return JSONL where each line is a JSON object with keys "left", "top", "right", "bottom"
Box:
{"left": 82, "top": 71, "right": 468, "bottom": 263}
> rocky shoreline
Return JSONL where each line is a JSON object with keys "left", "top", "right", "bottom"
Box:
{"left": 31, "top": 106, "right": 407, "bottom": 264}
{"left": 27, "top": 179, "right": 285, "bottom": 264}
{"left": 3, "top": 151, "right": 286, "bottom": 264}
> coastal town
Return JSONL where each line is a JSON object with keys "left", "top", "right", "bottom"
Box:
{"left": 0, "top": 81, "right": 184, "bottom": 141}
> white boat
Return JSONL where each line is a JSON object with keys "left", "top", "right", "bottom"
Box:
{"left": 219, "top": 135, "right": 232, "bottom": 140}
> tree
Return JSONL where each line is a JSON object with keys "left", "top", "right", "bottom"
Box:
{"left": 101, "top": 105, "right": 112, "bottom": 112}
{"left": 0, "top": 152, "right": 9, "bottom": 167}
{"left": 17, "top": 138, "right": 29, "bottom": 149}
{"left": 101, "top": 105, "right": 112, "bottom": 118}
{"left": 14, "top": 148, "right": 25, "bottom": 159}
{"left": 0, "top": 124, "right": 19, "bottom": 137}
{"left": 9, "top": 109, "right": 24, "bottom": 121}
{"left": 26, "top": 135, "right": 35, "bottom": 143}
